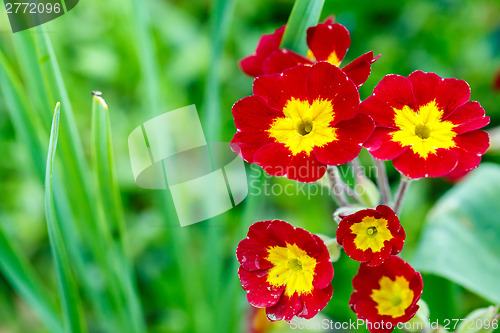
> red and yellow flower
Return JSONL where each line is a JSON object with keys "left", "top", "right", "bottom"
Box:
{"left": 237, "top": 220, "right": 334, "bottom": 322}
{"left": 336, "top": 205, "right": 405, "bottom": 266}
{"left": 350, "top": 255, "right": 423, "bottom": 333}
{"left": 240, "top": 18, "right": 379, "bottom": 88}
{"left": 360, "top": 71, "right": 490, "bottom": 179}
{"left": 231, "top": 62, "right": 374, "bottom": 183}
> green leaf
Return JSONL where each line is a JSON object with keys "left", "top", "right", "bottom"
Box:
{"left": 0, "top": 218, "right": 63, "bottom": 333}
{"left": 411, "top": 163, "right": 500, "bottom": 304}
{"left": 45, "top": 103, "right": 86, "bottom": 333}
{"left": 0, "top": 51, "right": 47, "bottom": 179}
{"left": 91, "top": 96, "right": 124, "bottom": 246}
{"left": 91, "top": 95, "right": 146, "bottom": 333}
{"left": 280, "top": 0, "right": 325, "bottom": 54}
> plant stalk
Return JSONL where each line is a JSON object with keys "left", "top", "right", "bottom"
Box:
{"left": 393, "top": 175, "right": 412, "bottom": 214}
{"left": 374, "top": 157, "right": 392, "bottom": 205}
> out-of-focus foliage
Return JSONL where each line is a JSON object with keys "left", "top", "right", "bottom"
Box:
{"left": 0, "top": 0, "right": 499, "bottom": 332}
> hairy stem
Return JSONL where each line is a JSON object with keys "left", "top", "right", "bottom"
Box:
{"left": 374, "top": 158, "right": 391, "bottom": 205}
{"left": 327, "top": 166, "right": 350, "bottom": 207}
{"left": 393, "top": 175, "right": 412, "bottom": 214}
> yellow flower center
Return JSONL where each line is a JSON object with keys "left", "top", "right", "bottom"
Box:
{"left": 391, "top": 100, "right": 457, "bottom": 159}
{"left": 371, "top": 276, "right": 414, "bottom": 318}
{"left": 350, "top": 216, "right": 393, "bottom": 252}
{"left": 267, "top": 98, "right": 338, "bottom": 156}
{"left": 266, "top": 243, "right": 317, "bottom": 296}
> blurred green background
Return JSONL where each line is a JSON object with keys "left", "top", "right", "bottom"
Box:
{"left": 0, "top": 0, "right": 500, "bottom": 332}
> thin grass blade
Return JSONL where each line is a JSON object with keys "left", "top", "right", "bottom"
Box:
{"left": 0, "top": 218, "right": 63, "bottom": 333}
{"left": 91, "top": 95, "right": 146, "bottom": 333}
{"left": 45, "top": 103, "right": 86, "bottom": 333}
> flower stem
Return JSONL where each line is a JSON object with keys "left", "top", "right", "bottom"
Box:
{"left": 373, "top": 158, "right": 391, "bottom": 205}
{"left": 393, "top": 175, "right": 412, "bottom": 214}
{"left": 351, "top": 157, "right": 363, "bottom": 177}
{"left": 348, "top": 158, "right": 364, "bottom": 203}
{"left": 326, "top": 166, "right": 351, "bottom": 207}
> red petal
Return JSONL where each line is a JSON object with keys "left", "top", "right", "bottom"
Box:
{"left": 311, "top": 235, "right": 334, "bottom": 289}
{"left": 313, "top": 140, "right": 362, "bottom": 166}
{"left": 266, "top": 293, "right": 302, "bottom": 322}
{"left": 232, "top": 96, "right": 282, "bottom": 131}
{"left": 268, "top": 221, "right": 323, "bottom": 258}
{"left": 444, "top": 167, "right": 471, "bottom": 183}
{"left": 306, "top": 23, "right": 350, "bottom": 64}
{"left": 286, "top": 153, "right": 327, "bottom": 183}
{"left": 239, "top": 26, "right": 285, "bottom": 77}
{"left": 407, "top": 70, "right": 470, "bottom": 117}
{"left": 253, "top": 65, "right": 310, "bottom": 111}
{"left": 366, "top": 244, "right": 392, "bottom": 266}
{"left": 334, "top": 113, "right": 375, "bottom": 144}
{"left": 359, "top": 75, "right": 416, "bottom": 127}
{"left": 262, "top": 49, "right": 311, "bottom": 75}
{"left": 352, "top": 263, "right": 382, "bottom": 296}
{"left": 237, "top": 237, "right": 274, "bottom": 271}
{"left": 296, "top": 284, "right": 333, "bottom": 319}
{"left": 247, "top": 220, "right": 273, "bottom": 239}
{"left": 264, "top": 220, "right": 296, "bottom": 248}
{"left": 453, "top": 149, "right": 482, "bottom": 171}
{"left": 392, "top": 148, "right": 458, "bottom": 178}
{"left": 342, "top": 51, "right": 381, "bottom": 88}
{"left": 341, "top": 234, "right": 373, "bottom": 262}
{"left": 323, "top": 16, "right": 335, "bottom": 25}
{"left": 444, "top": 101, "right": 489, "bottom": 134}
{"left": 454, "top": 130, "right": 489, "bottom": 154}
{"left": 307, "top": 62, "right": 359, "bottom": 125}
{"left": 350, "top": 299, "right": 379, "bottom": 322}
{"left": 364, "top": 128, "right": 409, "bottom": 160}
{"left": 239, "top": 267, "right": 284, "bottom": 308}
{"left": 231, "top": 130, "right": 274, "bottom": 163}
{"left": 253, "top": 143, "right": 292, "bottom": 177}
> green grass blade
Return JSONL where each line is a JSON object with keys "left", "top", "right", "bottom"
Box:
{"left": 204, "top": 0, "right": 236, "bottom": 142}
{"left": 34, "top": 27, "right": 100, "bottom": 227}
{"left": 91, "top": 95, "right": 146, "bottom": 333}
{"left": 91, "top": 96, "right": 125, "bottom": 248}
{"left": 12, "top": 31, "right": 52, "bottom": 132}
{"left": 0, "top": 218, "right": 63, "bottom": 333}
{"left": 130, "top": 2, "right": 208, "bottom": 331}
{"left": 0, "top": 51, "right": 47, "bottom": 179}
{"left": 130, "top": 0, "right": 165, "bottom": 114}
{"left": 202, "top": 0, "right": 237, "bottom": 330}
{"left": 280, "top": 0, "right": 325, "bottom": 54}
{"left": 45, "top": 103, "right": 86, "bottom": 333}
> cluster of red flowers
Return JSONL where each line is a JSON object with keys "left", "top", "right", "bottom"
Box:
{"left": 236, "top": 208, "right": 422, "bottom": 333}
{"left": 232, "top": 18, "right": 489, "bottom": 182}
{"left": 233, "top": 16, "right": 489, "bottom": 333}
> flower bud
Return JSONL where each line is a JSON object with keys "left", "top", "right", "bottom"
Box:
{"left": 355, "top": 174, "right": 380, "bottom": 207}
{"left": 406, "top": 299, "right": 430, "bottom": 332}
{"left": 316, "top": 234, "right": 342, "bottom": 262}
{"left": 333, "top": 206, "right": 367, "bottom": 224}
{"left": 456, "top": 305, "right": 499, "bottom": 333}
